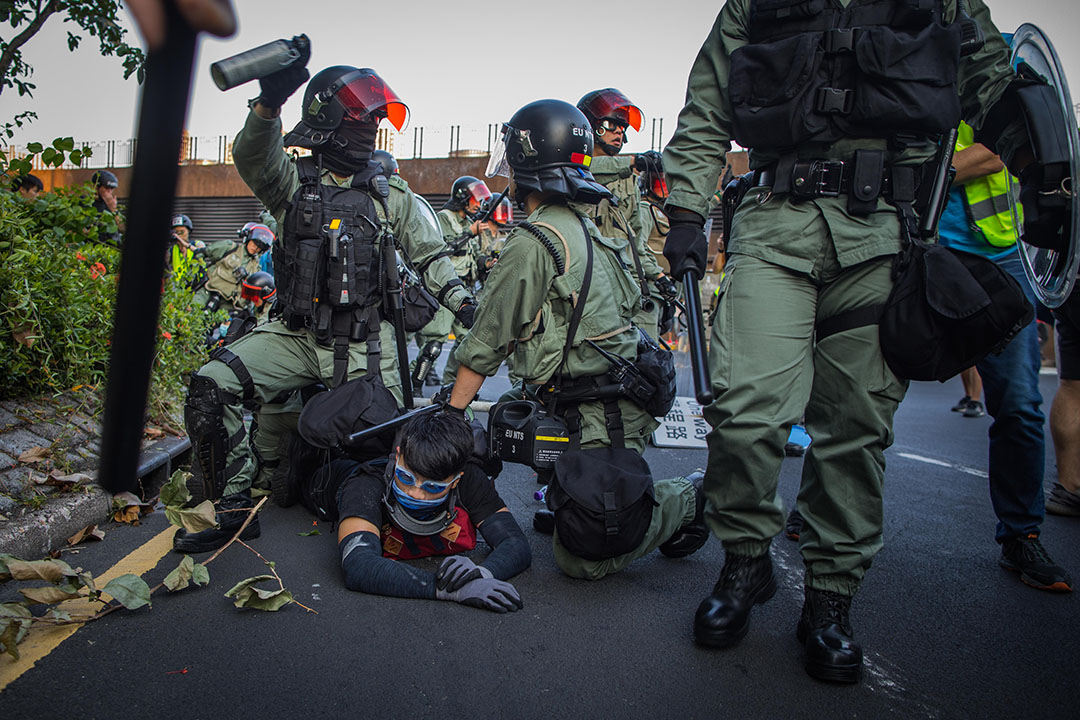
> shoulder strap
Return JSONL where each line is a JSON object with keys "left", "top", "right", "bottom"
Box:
{"left": 551, "top": 217, "right": 595, "bottom": 414}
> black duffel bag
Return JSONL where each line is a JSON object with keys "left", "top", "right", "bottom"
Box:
{"left": 879, "top": 239, "right": 1034, "bottom": 382}
{"left": 548, "top": 447, "right": 658, "bottom": 561}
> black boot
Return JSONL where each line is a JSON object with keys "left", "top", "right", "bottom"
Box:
{"left": 694, "top": 552, "right": 776, "bottom": 648}
{"left": 173, "top": 491, "right": 261, "bottom": 554}
{"left": 659, "top": 471, "right": 708, "bottom": 558}
{"left": 796, "top": 588, "right": 862, "bottom": 683}
{"left": 533, "top": 509, "right": 555, "bottom": 535}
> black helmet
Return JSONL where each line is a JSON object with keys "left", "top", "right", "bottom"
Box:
{"left": 481, "top": 194, "right": 513, "bottom": 226}
{"left": 577, "top": 88, "right": 642, "bottom": 156}
{"left": 486, "top": 99, "right": 611, "bottom": 206}
{"left": 371, "top": 149, "right": 399, "bottom": 177}
{"left": 284, "top": 66, "right": 408, "bottom": 145}
{"left": 171, "top": 214, "right": 193, "bottom": 231}
{"left": 92, "top": 170, "right": 118, "bottom": 189}
{"left": 446, "top": 175, "right": 492, "bottom": 212}
{"left": 241, "top": 223, "right": 275, "bottom": 252}
{"left": 240, "top": 271, "right": 277, "bottom": 304}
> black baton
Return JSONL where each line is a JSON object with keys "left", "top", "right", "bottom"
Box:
{"left": 344, "top": 404, "right": 439, "bottom": 446}
{"left": 681, "top": 219, "right": 714, "bottom": 406}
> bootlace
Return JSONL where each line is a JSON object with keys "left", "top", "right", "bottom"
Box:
{"left": 807, "top": 589, "right": 852, "bottom": 633}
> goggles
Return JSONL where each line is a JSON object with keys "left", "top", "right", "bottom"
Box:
{"left": 394, "top": 464, "right": 460, "bottom": 495}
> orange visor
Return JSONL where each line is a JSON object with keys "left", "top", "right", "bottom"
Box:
{"left": 335, "top": 69, "right": 410, "bottom": 131}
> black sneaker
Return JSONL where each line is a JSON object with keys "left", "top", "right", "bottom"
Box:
{"left": 796, "top": 588, "right": 862, "bottom": 684}
{"left": 785, "top": 508, "right": 804, "bottom": 541}
{"left": 1046, "top": 482, "right": 1080, "bottom": 517}
{"left": 951, "top": 395, "right": 972, "bottom": 412}
{"left": 999, "top": 534, "right": 1072, "bottom": 592}
{"left": 962, "top": 400, "right": 986, "bottom": 418}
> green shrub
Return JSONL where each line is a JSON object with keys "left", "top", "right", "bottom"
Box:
{"left": 0, "top": 187, "right": 222, "bottom": 424}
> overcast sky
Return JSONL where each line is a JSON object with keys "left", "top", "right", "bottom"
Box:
{"left": 5, "top": 0, "right": 1079, "bottom": 157}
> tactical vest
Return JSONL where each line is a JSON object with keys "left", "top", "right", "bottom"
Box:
{"left": 275, "top": 157, "right": 387, "bottom": 344}
{"left": 955, "top": 122, "right": 1021, "bottom": 248}
{"left": 205, "top": 244, "right": 261, "bottom": 303}
{"left": 730, "top": 0, "right": 963, "bottom": 149}
{"left": 381, "top": 505, "right": 478, "bottom": 560}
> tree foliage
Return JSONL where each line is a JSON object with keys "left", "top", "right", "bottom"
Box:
{"left": 0, "top": 1, "right": 145, "bottom": 107}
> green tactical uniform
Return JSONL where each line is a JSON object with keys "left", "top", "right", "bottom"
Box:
{"left": 587, "top": 155, "right": 665, "bottom": 339}
{"left": 192, "top": 239, "right": 263, "bottom": 313}
{"left": 639, "top": 199, "right": 671, "bottom": 275}
{"left": 437, "top": 208, "right": 480, "bottom": 384}
{"left": 454, "top": 201, "right": 697, "bottom": 579}
{"left": 197, "top": 109, "right": 470, "bottom": 496}
{"left": 663, "top": 0, "right": 1022, "bottom": 596}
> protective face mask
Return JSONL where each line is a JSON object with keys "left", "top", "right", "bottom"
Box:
{"left": 391, "top": 481, "right": 447, "bottom": 513}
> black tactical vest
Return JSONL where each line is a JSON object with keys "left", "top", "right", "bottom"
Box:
{"left": 730, "top": 0, "right": 963, "bottom": 149}
{"left": 275, "top": 157, "right": 387, "bottom": 343}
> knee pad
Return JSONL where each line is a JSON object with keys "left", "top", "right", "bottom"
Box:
{"left": 185, "top": 374, "right": 244, "bottom": 501}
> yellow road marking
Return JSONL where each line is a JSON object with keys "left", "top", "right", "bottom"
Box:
{"left": 0, "top": 525, "right": 177, "bottom": 691}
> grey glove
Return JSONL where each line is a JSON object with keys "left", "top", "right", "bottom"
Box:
{"left": 436, "top": 555, "right": 493, "bottom": 592}
{"left": 435, "top": 576, "right": 523, "bottom": 613}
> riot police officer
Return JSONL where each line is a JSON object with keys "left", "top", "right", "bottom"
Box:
{"left": 662, "top": 0, "right": 1075, "bottom": 684}
{"left": 175, "top": 61, "right": 475, "bottom": 554}
{"left": 193, "top": 223, "right": 273, "bottom": 314}
{"left": 576, "top": 89, "right": 676, "bottom": 340}
{"left": 447, "top": 99, "right": 707, "bottom": 579}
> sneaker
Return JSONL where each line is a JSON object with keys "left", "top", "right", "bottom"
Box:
{"left": 999, "top": 534, "right": 1073, "bottom": 592}
{"left": 1046, "top": 482, "right": 1080, "bottom": 517}
{"left": 951, "top": 395, "right": 972, "bottom": 412}
{"left": 962, "top": 400, "right": 986, "bottom": 418}
{"left": 785, "top": 508, "right": 804, "bottom": 541}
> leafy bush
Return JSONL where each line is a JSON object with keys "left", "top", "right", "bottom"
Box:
{"left": 0, "top": 185, "right": 222, "bottom": 424}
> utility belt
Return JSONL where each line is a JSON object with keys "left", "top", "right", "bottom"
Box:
{"left": 283, "top": 305, "right": 382, "bottom": 387}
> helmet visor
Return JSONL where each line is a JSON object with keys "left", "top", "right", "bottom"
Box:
{"left": 334, "top": 70, "right": 410, "bottom": 131}
{"left": 241, "top": 280, "right": 275, "bottom": 303}
{"left": 650, "top": 175, "right": 669, "bottom": 199}
{"left": 491, "top": 197, "right": 513, "bottom": 225}
{"left": 584, "top": 89, "right": 643, "bottom": 132}
{"left": 486, "top": 125, "right": 511, "bottom": 178}
{"left": 248, "top": 225, "right": 275, "bottom": 250}
{"left": 465, "top": 180, "right": 492, "bottom": 205}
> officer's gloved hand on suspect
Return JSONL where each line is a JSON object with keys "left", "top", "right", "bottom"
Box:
{"left": 1019, "top": 164, "right": 1071, "bottom": 253}
{"left": 436, "top": 555, "right": 493, "bottom": 592}
{"left": 256, "top": 39, "right": 311, "bottom": 110}
{"left": 664, "top": 210, "right": 708, "bottom": 280}
{"left": 454, "top": 299, "right": 477, "bottom": 329}
{"left": 634, "top": 150, "right": 664, "bottom": 174}
{"left": 655, "top": 274, "right": 678, "bottom": 301}
{"left": 435, "top": 575, "right": 523, "bottom": 613}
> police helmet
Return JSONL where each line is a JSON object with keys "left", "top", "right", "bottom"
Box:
{"left": 577, "top": 88, "right": 643, "bottom": 133}
{"left": 240, "top": 271, "right": 277, "bottom": 304}
{"left": 482, "top": 194, "right": 513, "bottom": 226}
{"left": 486, "top": 99, "right": 611, "bottom": 206}
{"left": 171, "top": 214, "right": 193, "bottom": 231}
{"left": 640, "top": 168, "right": 669, "bottom": 202}
{"left": 92, "top": 170, "right": 119, "bottom": 189}
{"left": 237, "top": 221, "right": 258, "bottom": 238}
{"left": 244, "top": 224, "right": 275, "bottom": 252}
{"left": 372, "top": 149, "right": 399, "bottom": 177}
{"left": 283, "top": 66, "right": 409, "bottom": 148}
{"left": 446, "top": 175, "right": 492, "bottom": 212}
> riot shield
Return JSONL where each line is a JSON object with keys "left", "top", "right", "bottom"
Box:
{"left": 1009, "top": 24, "right": 1080, "bottom": 308}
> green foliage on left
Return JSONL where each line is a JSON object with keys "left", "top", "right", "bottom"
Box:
{"left": 0, "top": 186, "right": 223, "bottom": 423}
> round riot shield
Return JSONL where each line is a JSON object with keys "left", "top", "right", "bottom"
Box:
{"left": 1009, "top": 24, "right": 1080, "bottom": 308}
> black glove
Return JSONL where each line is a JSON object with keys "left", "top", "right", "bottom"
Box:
{"left": 455, "top": 299, "right": 477, "bottom": 329}
{"left": 1019, "top": 164, "right": 1070, "bottom": 253}
{"left": 664, "top": 210, "right": 708, "bottom": 280}
{"left": 634, "top": 150, "right": 664, "bottom": 174}
{"left": 436, "top": 556, "right": 493, "bottom": 593}
{"left": 257, "top": 39, "right": 310, "bottom": 110}
{"left": 435, "top": 576, "right": 523, "bottom": 613}
{"left": 655, "top": 274, "right": 678, "bottom": 301}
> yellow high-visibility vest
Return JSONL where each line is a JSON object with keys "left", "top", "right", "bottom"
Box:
{"left": 955, "top": 122, "right": 1022, "bottom": 248}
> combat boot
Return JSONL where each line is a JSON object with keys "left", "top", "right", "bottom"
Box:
{"left": 659, "top": 471, "right": 708, "bottom": 558}
{"left": 796, "top": 588, "right": 862, "bottom": 683}
{"left": 173, "top": 490, "right": 261, "bottom": 554}
{"left": 694, "top": 552, "right": 776, "bottom": 648}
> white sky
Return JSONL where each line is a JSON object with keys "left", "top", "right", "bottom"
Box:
{"left": 5, "top": 0, "right": 1080, "bottom": 157}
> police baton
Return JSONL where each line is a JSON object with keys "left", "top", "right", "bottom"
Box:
{"left": 681, "top": 219, "right": 714, "bottom": 406}
{"left": 382, "top": 228, "right": 415, "bottom": 408}
{"left": 343, "top": 397, "right": 495, "bottom": 447}
{"left": 97, "top": 2, "right": 200, "bottom": 494}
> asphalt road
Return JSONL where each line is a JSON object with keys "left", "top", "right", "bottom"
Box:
{"left": 2, "top": 369, "right": 1077, "bottom": 719}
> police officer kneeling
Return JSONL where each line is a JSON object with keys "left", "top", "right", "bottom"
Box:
{"left": 445, "top": 99, "right": 707, "bottom": 579}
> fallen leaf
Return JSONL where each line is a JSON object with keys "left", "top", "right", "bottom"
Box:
{"left": 143, "top": 426, "right": 166, "bottom": 440}
{"left": 224, "top": 575, "right": 293, "bottom": 612}
{"left": 67, "top": 525, "right": 105, "bottom": 546}
{"left": 20, "top": 585, "right": 83, "bottom": 605}
{"left": 159, "top": 470, "right": 192, "bottom": 508}
{"left": 5, "top": 558, "right": 77, "bottom": 583}
{"left": 11, "top": 322, "right": 37, "bottom": 348}
{"left": 111, "top": 491, "right": 153, "bottom": 525}
{"left": 164, "top": 555, "right": 195, "bottom": 592}
{"left": 39, "top": 471, "right": 93, "bottom": 492}
{"left": 164, "top": 501, "right": 217, "bottom": 533}
{"left": 297, "top": 529, "right": 321, "bottom": 537}
{"left": 102, "top": 574, "right": 151, "bottom": 610}
{"left": 18, "top": 446, "right": 50, "bottom": 464}
{"left": 113, "top": 505, "right": 142, "bottom": 525}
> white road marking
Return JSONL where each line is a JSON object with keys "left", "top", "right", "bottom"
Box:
{"left": 897, "top": 452, "right": 988, "bottom": 479}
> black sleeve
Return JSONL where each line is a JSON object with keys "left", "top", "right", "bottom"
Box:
{"left": 455, "top": 462, "right": 506, "bottom": 525}
{"left": 338, "top": 531, "right": 437, "bottom": 599}
{"left": 476, "top": 511, "right": 531, "bottom": 581}
{"left": 335, "top": 462, "right": 388, "bottom": 526}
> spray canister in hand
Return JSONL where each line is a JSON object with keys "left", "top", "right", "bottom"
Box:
{"left": 210, "top": 34, "right": 310, "bottom": 91}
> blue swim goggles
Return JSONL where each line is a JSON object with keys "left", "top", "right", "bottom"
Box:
{"left": 394, "top": 464, "right": 460, "bottom": 496}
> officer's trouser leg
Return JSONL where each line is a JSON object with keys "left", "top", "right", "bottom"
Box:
{"left": 797, "top": 257, "right": 906, "bottom": 596}
{"left": 702, "top": 254, "right": 817, "bottom": 557}
{"left": 441, "top": 319, "right": 468, "bottom": 385}
{"left": 412, "top": 307, "right": 453, "bottom": 378}
{"left": 249, "top": 393, "right": 303, "bottom": 491}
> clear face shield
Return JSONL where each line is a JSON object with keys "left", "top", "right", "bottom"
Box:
{"left": 486, "top": 124, "right": 512, "bottom": 179}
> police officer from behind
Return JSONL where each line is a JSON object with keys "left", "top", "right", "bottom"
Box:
{"left": 446, "top": 99, "right": 707, "bottom": 580}
{"left": 662, "top": 0, "right": 1075, "bottom": 684}
{"left": 438, "top": 175, "right": 492, "bottom": 384}
{"left": 175, "top": 59, "right": 476, "bottom": 554}
{"left": 577, "top": 89, "right": 677, "bottom": 340}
